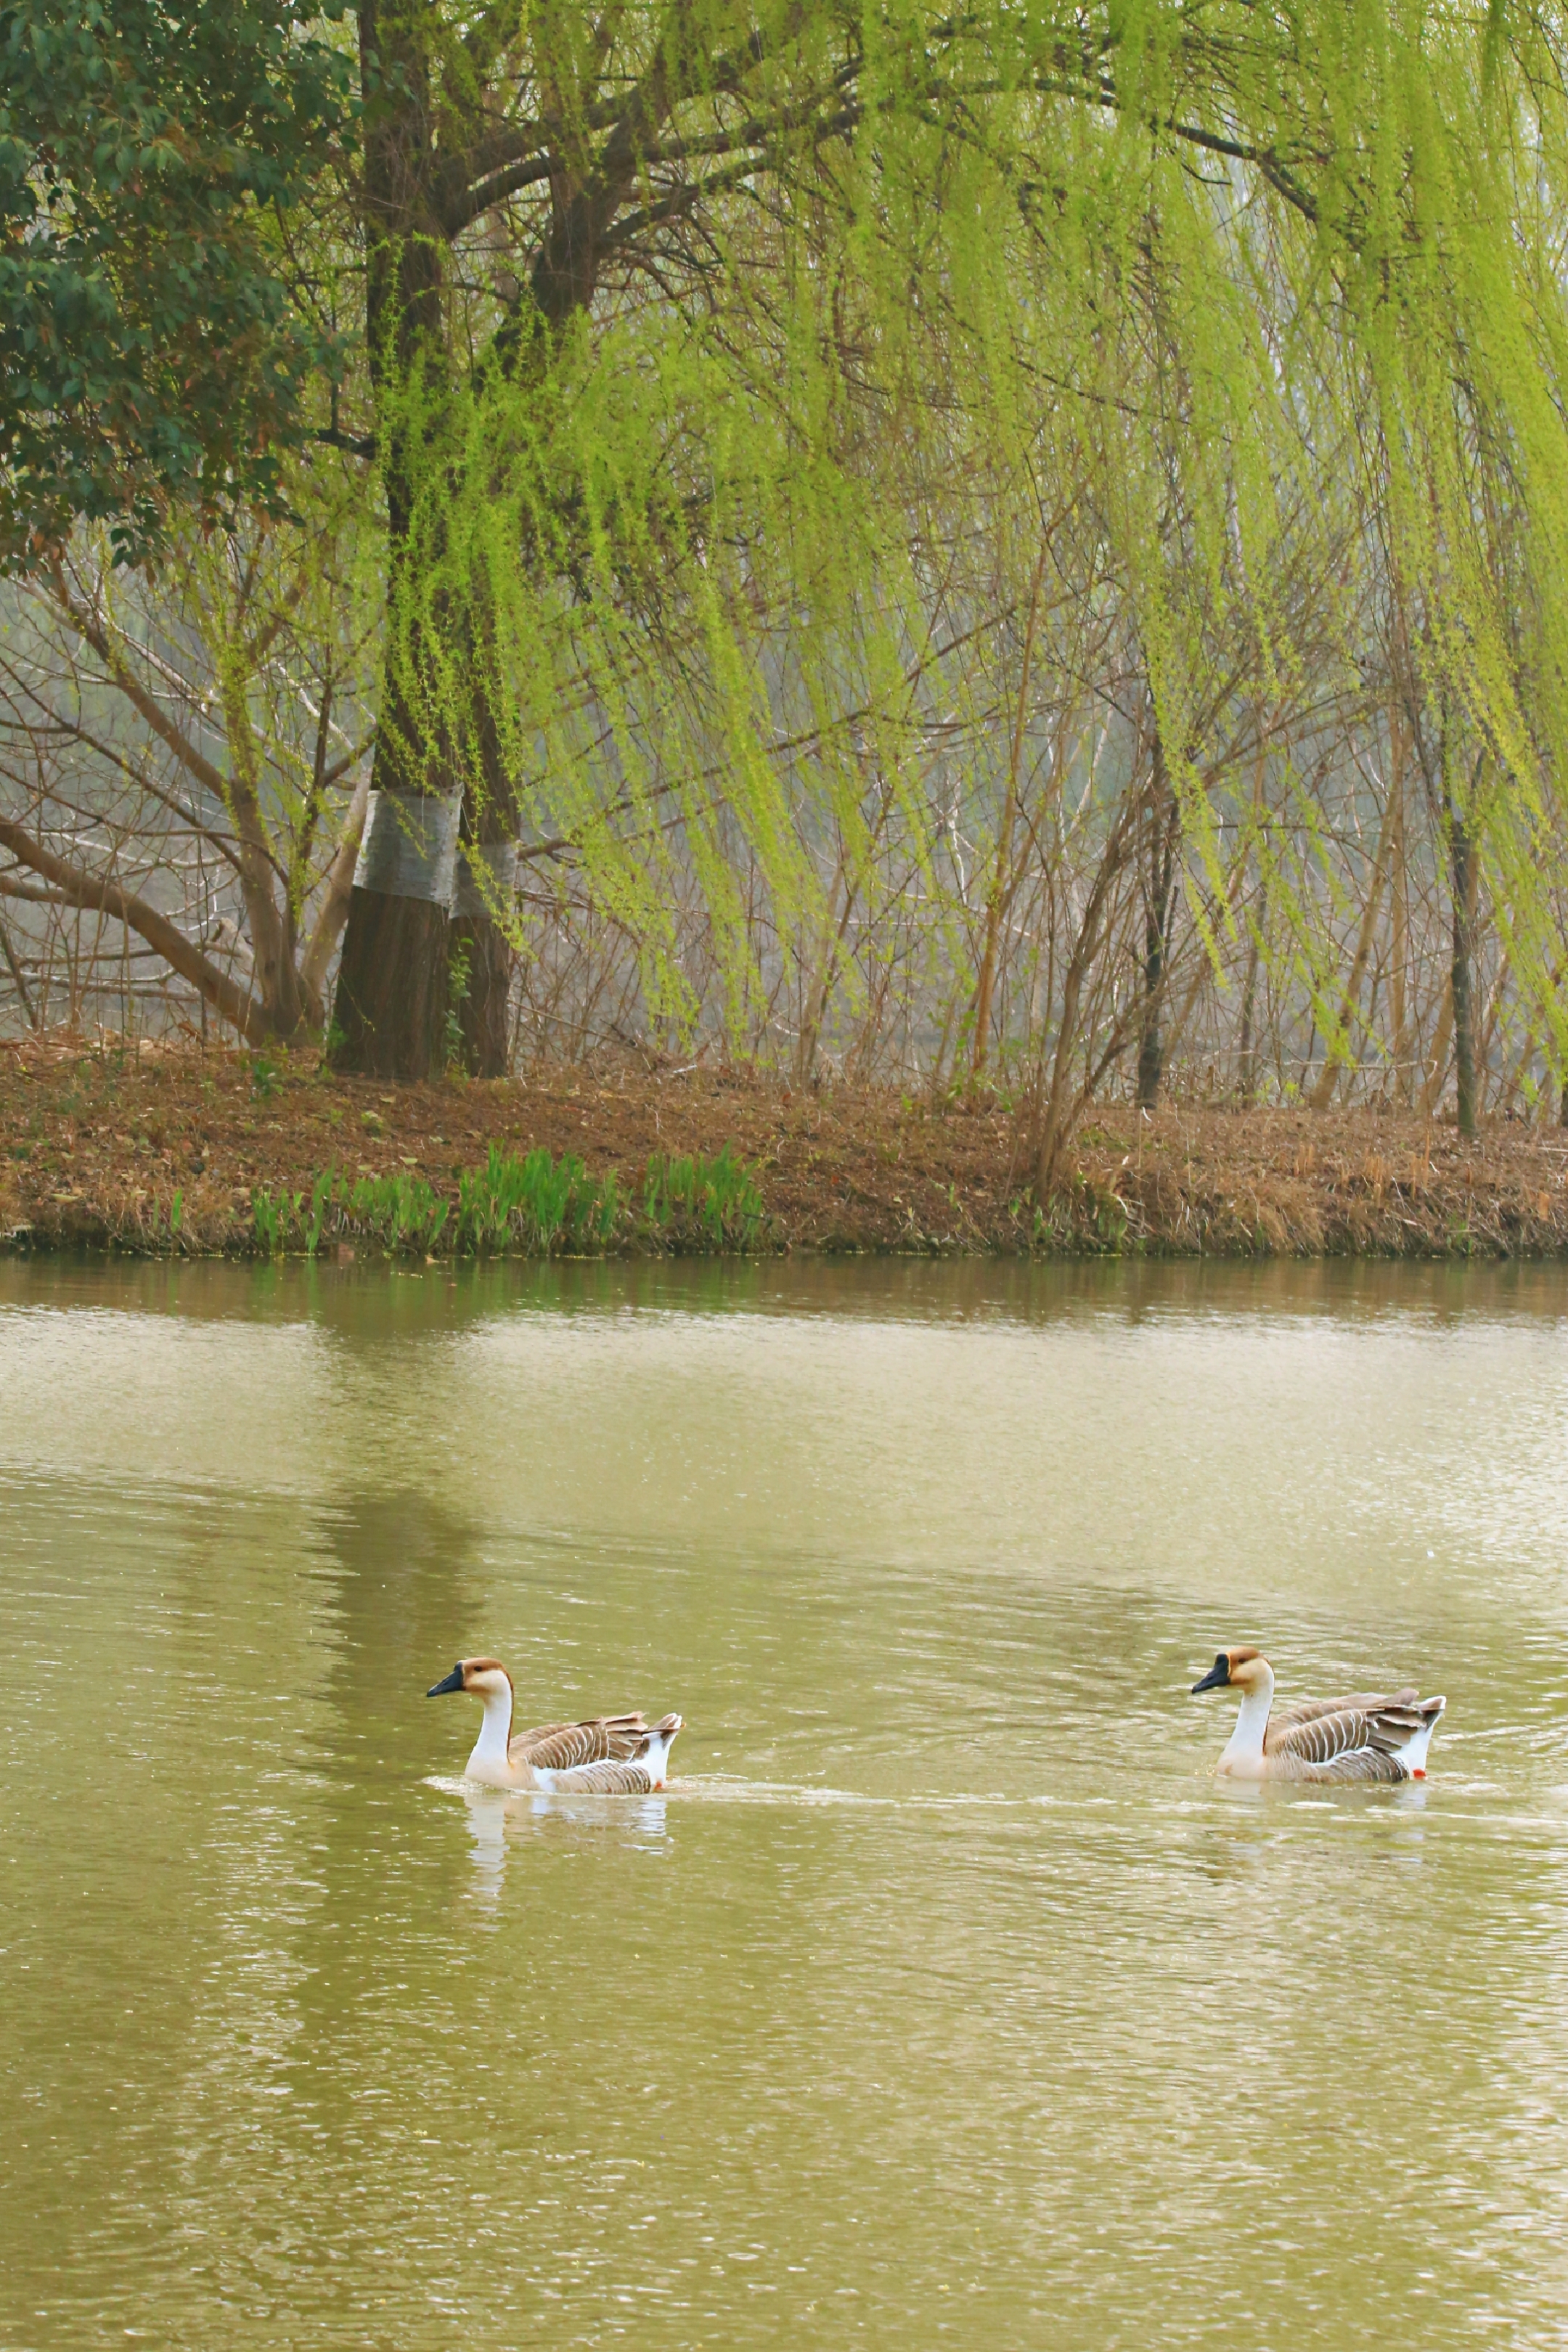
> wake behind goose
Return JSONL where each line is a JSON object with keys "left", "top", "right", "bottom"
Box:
{"left": 427, "top": 1656, "right": 683, "bottom": 1791}
{"left": 1191, "top": 1645, "right": 1445, "bottom": 1784}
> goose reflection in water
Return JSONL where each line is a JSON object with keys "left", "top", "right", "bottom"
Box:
{"left": 460, "top": 1779, "right": 671, "bottom": 1898}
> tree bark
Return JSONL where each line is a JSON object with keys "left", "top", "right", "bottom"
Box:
{"left": 1388, "top": 733, "right": 1413, "bottom": 1103}
{"left": 214, "top": 656, "right": 307, "bottom": 1037}
{"left": 973, "top": 535, "right": 1050, "bottom": 1084}
{"left": 331, "top": 595, "right": 462, "bottom": 1074}
{"left": 1451, "top": 808, "right": 1477, "bottom": 1137}
{"left": 1237, "top": 881, "right": 1265, "bottom": 1100}
{"left": 1033, "top": 805, "right": 1135, "bottom": 1195}
{"left": 451, "top": 670, "right": 520, "bottom": 1078}
{"left": 332, "top": 882, "right": 452, "bottom": 1075}
{"left": 298, "top": 775, "right": 370, "bottom": 1024}
{"left": 450, "top": 902, "right": 513, "bottom": 1075}
{"left": 328, "top": 4, "right": 457, "bottom": 1078}
{"left": 1135, "top": 731, "right": 1177, "bottom": 1108}
{"left": 1309, "top": 782, "right": 1396, "bottom": 1110}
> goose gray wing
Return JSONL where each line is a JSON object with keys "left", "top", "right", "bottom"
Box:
{"left": 1269, "top": 1687, "right": 1418, "bottom": 1738}
{"left": 1267, "top": 1695, "right": 1428, "bottom": 1782}
{"left": 510, "top": 1712, "right": 649, "bottom": 1771}
{"left": 548, "top": 1758, "right": 662, "bottom": 1792}
{"left": 518, "top": 1712, "right": 682, "bottom": 1792}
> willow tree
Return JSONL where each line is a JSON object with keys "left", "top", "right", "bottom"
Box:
{"left": 330, "top": 0, "right": 935, "bottom": 1075}
{"left": 317, "top": 0, "right": 1568, "bottom": 1107}
{"left": 975, "top": 0, "right": 1568, "bottom": 1164}
{"left": 319, "top": 0, "right": 1310, "bottom": 1078}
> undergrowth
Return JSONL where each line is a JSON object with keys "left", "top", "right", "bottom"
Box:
{"left": 248, "top": 1141, "right": 766, "bottom": 1259}
{"left": 642, "top": 1143, "right": 764, "bottom": 1249}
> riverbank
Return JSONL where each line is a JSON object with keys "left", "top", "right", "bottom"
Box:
{"left": 2, "top": 1034, "right": 1567, "bottom": 1258}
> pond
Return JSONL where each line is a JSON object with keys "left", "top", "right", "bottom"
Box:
{"left": 4, "top": 1254, "right": 1568, "bottom": 2348}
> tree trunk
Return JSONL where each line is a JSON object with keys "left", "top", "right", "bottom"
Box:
{"left": 1135, "top": 928, "right": 1165, "bottom": 1105}
{"left": 0, "top": 901, "right": 37, "bottom": 1027}
{"left": 1389, "top": 740, "right": 1413, "bottom": 1103}
{"left": 1237, "top": 881, "right": 1265, "bottom": 1100}
{"left": 1034, "top": 807, "right": 1135, "bottom": 1195}
{"left": 298, "top": 775, "right": 370, "bottom": 1024}
{"left": 973, "top": 536, "right": 1050, "bottom": 1084}
{"left": 327, "top": 7, "right": 462, "bottom": 1079}
{"left": 333, "top": 887, "right": 452, "bottom": 1078}
{"left": 330, "top": 615, "right": 462, "bottom": 1074}
{"left": 1135, "top": 732, "right": 1177, "bottom": 1108}
{"left": 450, "top": 679, "right": 520, "bottom": 1078}
{"left": 1451, "top": 809, "right": 1477, "bottom": 1138}
{"left": 1309, "top": 783, "right": 1396, "bottom": 1110}
{"left": 451, "top": 905, "right": 513, "bottom": 1075}
{"left": 216, "top": 669, "right": 307, "bottom": 1038}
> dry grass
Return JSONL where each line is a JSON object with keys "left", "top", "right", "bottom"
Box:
{"left": 1, "top": 1033, "right": 1566, "bottom": 1257}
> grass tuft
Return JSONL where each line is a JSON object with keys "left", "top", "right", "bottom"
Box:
{"left": 642, "top": 1143, "right": 764, "bottom": 1249}
{"left": 246, "top": 1140, "right": 764, "bottom": 1260}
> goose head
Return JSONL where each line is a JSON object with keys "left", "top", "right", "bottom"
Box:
{"left": 428, "top": 1656, "right": 513, "bottom": 1707}
{"left": 1191, "top": 1644, "right": 1270, "bottom": 1696}
{"left": 428, "top": 1656, "right": 517, "bottom": 1779}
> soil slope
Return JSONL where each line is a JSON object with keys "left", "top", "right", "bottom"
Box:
{"left": 2, "top": 1037, "right": 1567, "bottom": 1258}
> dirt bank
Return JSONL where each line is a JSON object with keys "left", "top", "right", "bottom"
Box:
{"left": 1, "top": 1034, "right": 1567, "bottom": 1258}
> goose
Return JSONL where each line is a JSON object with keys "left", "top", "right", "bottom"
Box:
{"left": 427, "top": 1656, "right": 683, "bottom": 1792}
{"left": 1191, "top": 1646, "right": 1445, "bottom": 1783}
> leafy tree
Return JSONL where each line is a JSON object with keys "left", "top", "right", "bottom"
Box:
{"left": 0, "top": 0, "right": 350, "bottom": 569}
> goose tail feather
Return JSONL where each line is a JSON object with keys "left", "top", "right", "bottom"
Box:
{"left": 1390, "top": 1694, "right": 1445, "bottom": 1779}
{"left": 635, "top": 1713, "right": 683, "bottom": 1787}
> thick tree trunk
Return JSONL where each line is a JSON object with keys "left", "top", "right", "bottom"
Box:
{"left": 330, "top": 629, "right": 462, "bottom": 1074}
{"left": 332, "top": 886, "right": 452, "bottom": 1078}
{"left": 449, "top": 690, "right": 519, "bottom": 1079}
{"left": 330, "top": 0, "right": 714, "bottom": 1078}
{"left": 327, "top": 7, "right": 460, "bottom": 1081}
{"left": 451, "top": 907, "right": 513, "bottom": 1075}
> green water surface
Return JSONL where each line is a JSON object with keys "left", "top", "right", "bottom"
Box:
{"left": 4, "top": 1255, "right": 1568, "bottom": 2348}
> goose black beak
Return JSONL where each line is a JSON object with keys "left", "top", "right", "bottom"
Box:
{"left": 1191, "top": 1655, "right": 1230, "bottom": 1694}
{"left": 427, "top": 1663, "right": 465, "bottom": 1697}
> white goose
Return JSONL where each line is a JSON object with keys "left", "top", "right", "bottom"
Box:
{"left": 428, "top": 1657, "right": 684, "bottom": 1792}
{"left": 1191, "top": 1646, "right": 1446, "bottom": 1783}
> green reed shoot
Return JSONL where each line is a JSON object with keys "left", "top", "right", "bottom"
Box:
{"left": 642, "top": 1144, "right": 764, "bottom": 1249}
{"left": 242, "top": 1140, "right": 761, "bottom": 1259}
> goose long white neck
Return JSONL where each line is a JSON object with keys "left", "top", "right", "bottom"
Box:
{"left": 467, "top": 1681, "right": 515, "bottom": 1774}
{"left": 1221, "top": 1664, "right": 1275, "bottom": 1766}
